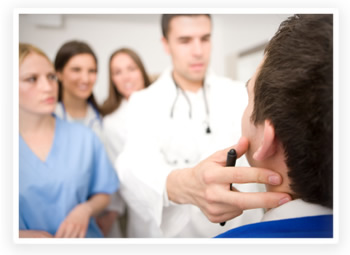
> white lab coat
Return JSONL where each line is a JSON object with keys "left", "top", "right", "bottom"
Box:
{"left": 102, "top": 99, "right": 129, "bottom": 237}
{"left": 103, "top": 99, "right": 129, "bottom": 163}
{"left": 116, "top": 68, "right": 265, "bottom": 238}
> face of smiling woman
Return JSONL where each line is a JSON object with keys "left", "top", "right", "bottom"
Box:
{"left": 110, "top": 52, "right": 145, "bottom": 100}
{"left": 57, "top": 53, "right": 97, "bottom": 101}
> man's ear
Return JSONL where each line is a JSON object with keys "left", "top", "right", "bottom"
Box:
{"left": 253, "top": 119, "right": 277, "bottom": 161}
{"left": 161, "top": 37, "right": 170, "bottom": 55}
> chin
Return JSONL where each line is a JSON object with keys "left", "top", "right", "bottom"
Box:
{"left": 189, "top": 74, "right": 205, "bottom": 83}
{"left": 77, "top": 92, "right": 92, "bottom": 100}
{"left": 38, "top": 108, "right": 55, "bottom": 115}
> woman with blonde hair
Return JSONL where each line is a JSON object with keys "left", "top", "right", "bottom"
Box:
{"left": 18, "top": 43, "right": 119, "bottom": 238}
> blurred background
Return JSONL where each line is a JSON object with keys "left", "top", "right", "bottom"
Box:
{"left": 19, "top": 13, "right": 290, "bottom": 104}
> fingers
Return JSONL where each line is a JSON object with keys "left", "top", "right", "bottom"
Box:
{"left": 210, "top": 211, "right": 244, "bottom": 224}
{"left": 201, "top": 187, "right": 290, "bottom": 221}
{"left": 55, "top": 224, "right": 65, "bottom": 238}
{"left": 212, "top": 166, "right": 283, "bottom": 185}
{"left": 62, "top": 224, "right": 75, "bottom": 238}
{"left": 78, "top": 226, "right": 87, "bottom": 238}
{"left": 41, "top": 231, "right": 54, "bottom": 238}
{"left": 202, "top": 201, "right": 243, "bottom": 223}
{"left": 227, "top": 191, "right": 292, "bottom": 211}
{"left": 69, "top": 226, "right": 80, "bottom": 238}
{"left": 55, "top": 223, "right": 86, "bottom": 238}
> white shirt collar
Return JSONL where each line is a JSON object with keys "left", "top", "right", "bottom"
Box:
{"left": 261, "top": 199, "right": 333, "bottom": 222}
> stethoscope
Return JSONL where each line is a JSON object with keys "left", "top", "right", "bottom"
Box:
{"left": 170, "top": 75, "right": 212, "bottom": 134}
{"left": 59, "top": 100, "right": 102, "bottom": 129}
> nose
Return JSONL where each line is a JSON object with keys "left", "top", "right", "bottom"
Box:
{"left": 81, "top": 70, "right": 90, "bottom": 83}
{"left": 192, "top": 39, "right": 203, "bottom": 57}
{"left": 121, "top": 71, "right": 131, "bottom": 83}
{"left": 116, "top": 70, "right": 131, "bottom": 85}
{"left": 39, "top": 76, "right": 55, "bottom": 92}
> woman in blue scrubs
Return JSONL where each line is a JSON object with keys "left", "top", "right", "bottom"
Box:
{"left": 18, "top": 43, "right": 120, "bottom": 238}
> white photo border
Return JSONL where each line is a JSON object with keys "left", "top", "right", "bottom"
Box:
{"left": 13, "top": 8, "right": 339, "bottom": 245}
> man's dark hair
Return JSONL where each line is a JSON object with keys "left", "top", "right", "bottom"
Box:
{"left": 252, "top": 14, "right": 333, "bottom": 208}
{"left": 161, "top": 14, "right": 211, "bottom": 39}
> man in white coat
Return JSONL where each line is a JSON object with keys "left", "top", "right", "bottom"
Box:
{"left": 116, "top": 14, "right": 291, "bottom": 237}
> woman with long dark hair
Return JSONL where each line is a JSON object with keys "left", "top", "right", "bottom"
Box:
{"left": 102, "top": 48, "right": 151, "bottom": 161}
{"left": 54, "top": 40, "right": 103, "bottom": 138}
{"left": 99, "top": 48, "right": 151, "bottom": 237}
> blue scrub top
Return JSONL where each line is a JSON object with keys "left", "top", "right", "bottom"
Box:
{"left": 19, "top": 117, "right": 120, "bottom": 237}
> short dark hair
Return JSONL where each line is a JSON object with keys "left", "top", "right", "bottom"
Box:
{"left": 161, "top": 14, "right": 211, "bottom": 39}
{"left": 54, "top": 40, "right": 101, "bottom": 113}
{"left": 252, "top": 14, "right": 333, "bottom": 208}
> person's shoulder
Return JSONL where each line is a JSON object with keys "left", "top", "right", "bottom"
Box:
{"left": 207, "top": 73, "right": 246, "bottom": 97}
{"left": 209, "top": 73, "right": 245, "bottom": 87}
{"left": 56, "top": 116, "right": 96, "bottom": 140}
{"left": 103, "top": 101, "right": 128, "bottom": 130}
{"left": 102, "top": 112, "right": 116, "bottom": 130}
{"left": 54, "top": 102, "right": 64, "bottom": 119}
{"left": 102, "top": 110, "right": 114, "bottom": 124}
{"left": 128, "top": 69, "right": 172, "bottom": 105}
{"left": 103, "top": 104, "right": 122, "bottom": 123}
{"left": 140, "top": 72, "right": 169, "bottom": 95}
{"left": 216, "top": 215, "right": 333, "bottom": 238}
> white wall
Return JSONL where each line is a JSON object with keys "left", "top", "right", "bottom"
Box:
{"left": 212, "top": 14, "right": 290, "bottom": 82}
{"left": 19, "top": 13, "right": 290, "bottom": 104}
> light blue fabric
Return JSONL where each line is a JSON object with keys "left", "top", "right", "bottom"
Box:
{"left": 19, "top": 117, "right": 120, "bottom": 238}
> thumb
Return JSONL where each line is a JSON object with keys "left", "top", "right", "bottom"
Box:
{"left": 232, "top": 136, "right": 249, "bottom": 158}
{"left": 211, "top": 137, "right": 249, "bottom": 165}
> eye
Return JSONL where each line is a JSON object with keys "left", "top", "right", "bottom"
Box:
{"left": 112, "top": 70, "right": 121, "bottom": 76}
{"left": 25, "top": 76, "right": 37, "bottom": 83}
{"left": 179, "top": 39, "right": 190, "bottom": 44}
{"left": 48, "top": 73, "right": 57, "bottom": 81}
{"left": 128, "top": 66, "right": 137, "bottom": 72}
{"left": 89, "top": 68, "right": 97, "bottom": 74}
{"left": 71, "top": 67, "right": 81, "bottom": 72}
{"left": 201, "top": 35, "right": 211, "bottom": 42}
{"left": 178, "top": 37, "right": 191, "bottom": 44}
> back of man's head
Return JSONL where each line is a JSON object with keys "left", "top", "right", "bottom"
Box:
{"left": 252, "top": 14, "right": 333, "bottom": 208}
{"left": 161, "top": 14, "right": 211, "bottom": 39}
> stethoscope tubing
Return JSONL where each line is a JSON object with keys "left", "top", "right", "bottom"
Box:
{"left": 170, "top": 75, "right": 211, "bottom": 134}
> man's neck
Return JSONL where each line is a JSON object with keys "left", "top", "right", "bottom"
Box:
{"left": 172, "top": 71, "right": 203, "bottom": 93}
{"left": 262, "top": 158, "right": 292, "bottom": 212}
{"left": 260, "top": 153, "right": 293, "bottom": 196}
